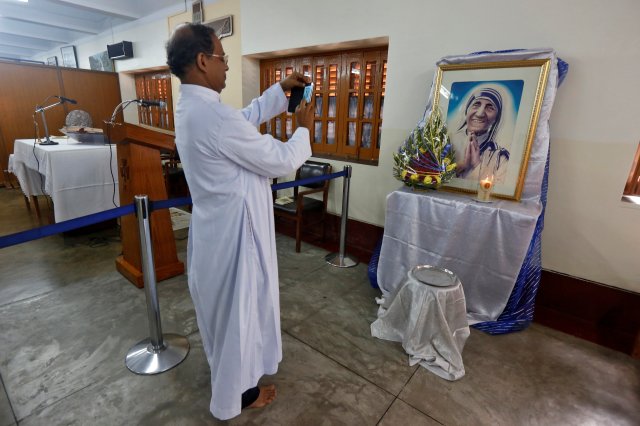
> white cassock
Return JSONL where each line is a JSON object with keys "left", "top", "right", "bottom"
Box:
{"left": 174, "top": 83, "right": 311, "bottom": 420}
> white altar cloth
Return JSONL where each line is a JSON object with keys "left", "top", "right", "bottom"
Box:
{"left": 377, "top": 188, "right": 541, "bottom": 324}
{"left": 10, "top": 138, "right": 119, "bottom": 222}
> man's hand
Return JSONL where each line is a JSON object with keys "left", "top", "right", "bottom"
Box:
{"left": 295, "top": 99, "right": 314, "bottom": 131}
{"left": 280, "top": 71, "right": 309, "bottom": 92}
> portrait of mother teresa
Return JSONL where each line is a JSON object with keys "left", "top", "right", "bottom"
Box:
{"left": 451, "top": 86, "right": 511, "bottom": 182}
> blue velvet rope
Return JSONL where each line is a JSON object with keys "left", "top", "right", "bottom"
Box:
{"left": 0, "top": 204, "right": 134, "bottom": 249}
{"left": 0, "top": 171, "right": 348, "bottom": 250}
{"left": 271, "top": 170, "right": 346, "bottom": 191}
{"left": 150, "top": 196, "right": 192, "bottom": 212}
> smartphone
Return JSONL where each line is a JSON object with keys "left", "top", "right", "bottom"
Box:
{"left": 288, "top": 83, "right": 313, "bottom": 113}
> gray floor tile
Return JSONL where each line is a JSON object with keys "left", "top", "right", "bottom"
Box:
{"left": 276, "top": 236, "right": 329, "bottom": 280}
{"left": 399, "top": 325, "right": 640, "bottom": 426}
{"left": 378, "top": 398, "right": 441, "bottom": 425}
{"left": 279, "top": 262, "right": 368, "bottom": 330}
{"left": 18, "top": 332, "right": 396, "bottom": 426}
{"left": 0, "top": 273, "right": 196, "bottom": 420}
{"left": 0, "top": 376, "right": 16, "bottom": 426}
{"left": 288, "top": 282, "right": 419, "bottom": 396}
{"left": 0, "top": 231, "right": 122, "bottom": 307}
{"left": 1, "top": 189, "right": 639, "bottom": 425}
{"left": 19, "top": 334, "right": 217, "bottom": 426}
{"left": 234, "top": 333, "right": 394, "bottom": 425}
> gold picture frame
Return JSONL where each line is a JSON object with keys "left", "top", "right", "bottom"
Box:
{"left": 433, "top": 59, "right": 550, "bottom": 200}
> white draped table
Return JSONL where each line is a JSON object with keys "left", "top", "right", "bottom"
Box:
{"left": 377, "top": 187, "right": 541, "bottom": 324}
{"left": 372, "top": 265, "right": 470, "bottom": 380}
{"left": 10, "top": 137, "right": 119, "bottom": 222}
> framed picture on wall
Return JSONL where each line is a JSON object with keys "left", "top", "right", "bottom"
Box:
{"left": 432, "top": 59, "right": 550, "bottom": 200}
{"left": 46, "top": 56, "right": 58, "bottom": 66}
{"left": 88, "top": 51, "right": 114, "bottom": 72}
{"left": 60, "top": 45, "right": 78, "bottom": 68}
{"left": 192, "top": 0, "right": 203, "bottom": 23}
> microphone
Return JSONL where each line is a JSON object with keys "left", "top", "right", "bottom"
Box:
{"left": 137, "top": 99, "right": 166, "bottom": 108}
{"left": 55, "top": 96, "right": 77, "bottom": 104}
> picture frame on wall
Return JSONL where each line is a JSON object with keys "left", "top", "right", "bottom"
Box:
{"left": 46, "top": 56, "right": 58, "bottom": 66}
{"left": 432, "top": 59, "right": 550, "bottom": 200}
{"left": 88, "top": 50, "right": 114, "bottom": 72}
{"left": 192, "top": 0, "right": 203, "bottom": 24}
{"left": 60, "top": 45, "right": 78, "bottom": 68}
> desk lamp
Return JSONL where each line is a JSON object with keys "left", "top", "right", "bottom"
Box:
{"left": 34, "top": 95, "right": 77, "bottom": 145}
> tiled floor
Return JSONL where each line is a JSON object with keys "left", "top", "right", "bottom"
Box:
{"left": 0, "top": 189, "right": 638, "bottom": 425}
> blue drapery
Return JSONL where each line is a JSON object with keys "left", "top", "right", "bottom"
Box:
{"left": 472, "top": 56, "right": 568, "bottom": 334}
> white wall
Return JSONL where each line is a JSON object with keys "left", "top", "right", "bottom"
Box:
{"left": 241, "top": 0, "right": 640, "bottom": 292}
{"left": 30, "top": 0, "right": 639, "bottom": 292}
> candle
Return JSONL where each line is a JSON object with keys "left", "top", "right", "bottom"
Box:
{"left": 477, "top": 176, "right": 494, "bottom": 202}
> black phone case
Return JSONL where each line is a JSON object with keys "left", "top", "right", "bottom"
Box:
{"left": 288, "top": 86, "right": 305, "bottom": 113}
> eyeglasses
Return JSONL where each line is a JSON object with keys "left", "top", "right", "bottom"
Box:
{"left": 204, "top": 53, "right": 228, "bottom": 65}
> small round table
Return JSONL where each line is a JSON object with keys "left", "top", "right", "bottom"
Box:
{"left": 371, "top": 265, "right": 470, "bottom": 380}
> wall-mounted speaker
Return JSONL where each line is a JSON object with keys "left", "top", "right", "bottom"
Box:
{"left": 107, "top": 41, "right": 133, "bottom": 60}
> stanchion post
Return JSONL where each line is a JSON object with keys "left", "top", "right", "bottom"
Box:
{"left": 325, "top": 165, "right": 359, "bottom": 268}
{"left": 125, "top": 195, "right": 190, "bottom": 375}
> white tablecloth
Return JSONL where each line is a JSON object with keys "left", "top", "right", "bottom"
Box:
{"left": 10, "top": 138, "right": 119, "bottom": 222}
{"left": 377, "top": 187, "right": 541, "bottom": 324}
{"left": 372, "top": 267, "right": 469, "bottom": 380}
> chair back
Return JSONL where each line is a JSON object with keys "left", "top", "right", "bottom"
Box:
{"left": 298, "top": 161, "right": 331, "bottom": 189}
{"left": 65, "top": 110, "right": 93, "bottom": 127}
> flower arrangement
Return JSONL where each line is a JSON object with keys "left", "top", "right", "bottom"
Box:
{"left": 393, "top": 108, "right": 456, "bottom": 190}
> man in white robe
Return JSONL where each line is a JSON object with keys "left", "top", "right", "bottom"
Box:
{"left": 166, "top": 23, "right": 314, "bottom": 420}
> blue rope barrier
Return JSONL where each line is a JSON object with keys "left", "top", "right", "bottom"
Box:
{"left": 0, "top": 170, "right": 348, "bottom": 250}
{"left": 271, "top": 170, "right": 346, "bottom": 191}
{"left": 150, "top": 196, "right": 192, "bottom": 212}
{"left": 0, "top": 204, "right": 135, "bottom": 249}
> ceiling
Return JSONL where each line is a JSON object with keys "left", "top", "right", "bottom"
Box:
{"left": 0, "top": 0, "right": 187, "bottom": 61}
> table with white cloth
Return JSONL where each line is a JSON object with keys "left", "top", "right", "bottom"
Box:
{"left": 372, "top": 265, "right": 470, "bottom": 380}
{"left": 10, "top": 137, "right": 119, "bottom": 222}
{"left": 377, "top": 187, "right": 541, "bottom": 325}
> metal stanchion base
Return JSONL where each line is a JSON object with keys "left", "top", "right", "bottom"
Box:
{"left": 325, "top": 252, "right": 359, "bottom": 268}
{"left": 125, "top": 333, "right": 190, "bottom": 375}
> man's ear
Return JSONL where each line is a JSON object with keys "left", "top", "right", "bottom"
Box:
{"left": 194, "top": 52, "right": 207, "bottom": 73}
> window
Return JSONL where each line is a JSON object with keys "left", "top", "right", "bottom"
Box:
{"left": 134, "top": 70, "right": 174, "bottom": 131}
{"left": 260, "top": 47, "right": 387, "bottom": 163}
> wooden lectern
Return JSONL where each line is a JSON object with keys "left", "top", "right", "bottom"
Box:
{"left": 109, "top": 123, "right": 184, "bottom": 287}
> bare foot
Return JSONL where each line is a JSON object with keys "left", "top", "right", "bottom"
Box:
{"left": 247, "top": 384, "right": 277, "bottom": 409}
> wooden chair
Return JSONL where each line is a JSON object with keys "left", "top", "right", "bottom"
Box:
{"left": 273, "top": 160, "right": 332, "bottom": 252}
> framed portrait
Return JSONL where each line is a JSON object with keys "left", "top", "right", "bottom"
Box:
{"left": 433, "top": 59, "right": 550, "bottom": 200}
{"left": 60, "top": 45, "right": 78, "bottom": 68}
{"left": 46, "top": 56, "right": 58, "bottom": 66}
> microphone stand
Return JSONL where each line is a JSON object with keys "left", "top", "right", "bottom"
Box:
{"left": 35, "top": 100, "right": 65, "bottom": 145}
{"left": 104, "top": 99, "right": 163, "bottom": 142}
{"left": 104, "top": 99, "right": 140, "bottom": 144}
